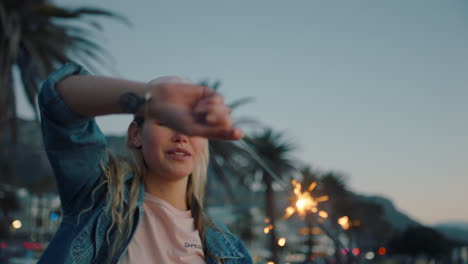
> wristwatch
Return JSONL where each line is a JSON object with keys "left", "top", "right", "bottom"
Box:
{"left": 120, "top": 91, "right": 152, "bottom": 114}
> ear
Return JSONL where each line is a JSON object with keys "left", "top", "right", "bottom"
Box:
{"left": 128, "top": 121, "right": 142, "bottom": 149}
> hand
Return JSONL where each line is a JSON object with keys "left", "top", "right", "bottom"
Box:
{"left": 146, "top": 82, "right": 243, "bottom": 140}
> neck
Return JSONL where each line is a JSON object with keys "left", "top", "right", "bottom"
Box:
{"left": 144, "top": 174, "right": 189, "bottom": 211}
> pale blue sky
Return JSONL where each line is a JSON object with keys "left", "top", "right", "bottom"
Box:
{"left": 17, "top": 0, "right": 468, "bottom": 224}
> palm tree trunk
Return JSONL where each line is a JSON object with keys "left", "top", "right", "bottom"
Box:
{"left": 265, "top": 174, "right": 279, "bottom": 263}
{"left": 0, "top": 5, "right": 21, "bottom": 144}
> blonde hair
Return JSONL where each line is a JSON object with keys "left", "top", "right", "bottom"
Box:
{"left": 102, "top": 76, "right": 213, "bottom": 263}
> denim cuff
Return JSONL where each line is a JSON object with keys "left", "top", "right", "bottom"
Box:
{"left": 38, "top": 62, "right": 91, "bottom": 127}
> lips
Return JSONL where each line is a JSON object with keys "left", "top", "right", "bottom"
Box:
{"left": 167, "top": 148, "right": 191, "bottom": 156}
{"left": 166, "top": 148, "right": 191, "bottom": 161}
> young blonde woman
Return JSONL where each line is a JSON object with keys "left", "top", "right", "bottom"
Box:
{"left": 37, "top": 62, "right": 252, "bottom": 264}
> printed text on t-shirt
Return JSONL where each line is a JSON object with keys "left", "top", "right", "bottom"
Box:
{"left": 184, "top": 242, "right": 202, "bottom": 249}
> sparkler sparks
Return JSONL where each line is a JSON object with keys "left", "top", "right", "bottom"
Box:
{"left": 318, "top": 210, "right": 328, "bottom": 219}
{"left": 263, "top": 224, "right": 274, "bottom": 234}
{"left": 284, "top": 179, "right": 329, "bottom": 218}
{"left": 284, "top": 179, "right": 331, "bottom": 261}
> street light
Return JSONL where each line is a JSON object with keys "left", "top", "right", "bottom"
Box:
{"left": 12, "top": 220, "right": 22, "bottom": 229}
{"left": 338, "top": 216, "right": 350, "bottom": 230}
{"left": 278, "top": 237, "right": 286, "bottom": 247}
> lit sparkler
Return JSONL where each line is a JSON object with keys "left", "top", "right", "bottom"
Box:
{"left": 284, "top": 179, "right": 329, "bottom": 219}
{"left": 263, "top": 224, "right": 274, "bottom": 234}
{"left": 284, "top": 179, "right": 330, "bottom": 262}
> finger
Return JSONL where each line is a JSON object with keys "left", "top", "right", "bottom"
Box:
{"left": 167, "top": 83, "right": 215, "bottom": 101}
{"left": 204, "top": 106, "right": 232, "bottom": 125}
{"left": 212, "top": 127, "right": 244, "bottom": 140}
{"left": 176, "top": 112, "right": 242, "bottom": 140}
{"left": 193, "top": 95, "right": 226, "bottom": 113}
{"left": 230, "top": 127, "right": 244, "bottom": 140}
{"left": 206, "top": 115, "right": 233, "bottom": 129}
{"left": 199, "top": 85, "right": 215, "bottom": 98}
{"left": 188, "top": 124, "right": 244, "bottom": 140}
{"left": 201, "top": 93, "right": 224, "bottom": 105}
{"left": 194, "top": 103, "right": 232, "bottom": 123}
{"left": 195, "top": 103, "right": 232, "bottom": 115}
{"left": 194, "top": 94, "right": 224, "bottom": 111}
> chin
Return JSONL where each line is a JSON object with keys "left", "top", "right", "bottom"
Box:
{"left": 163, "top": 167, "right": 193, "bottom": 181}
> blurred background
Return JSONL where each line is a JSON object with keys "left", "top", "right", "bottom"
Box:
{"left": 1, "top": 0, "right": 467, "bottom": 263}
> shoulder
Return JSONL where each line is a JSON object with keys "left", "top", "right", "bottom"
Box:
{"left": 208, "top": 219, "right": 231, "bottom": 233}
{"left": 204, "top": 218, "right": 253, "bottom": 263}
{"left": 205, "top": 218, "right": 238, "bottom": 242}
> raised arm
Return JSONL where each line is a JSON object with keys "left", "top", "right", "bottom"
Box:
{"left": 56, "top": 74, "right": 147, "bottom": 117}
{"left": 56, "top": 72, "right": 243, "bottom": 140}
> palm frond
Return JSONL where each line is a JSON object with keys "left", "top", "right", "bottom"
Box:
{"left": 34, "top": 4, "right": 131, "bottom": 26}
{"left": 229, "top": 96, "right": 255, "bottom": 110}
{"left": 233, "top": 116, "right": 261, "bottom": 129}
{"left": 0, "top": 1, "right": 130, "bottom": 144}
{"left": 211, "top": 80, "right": 221, "bottom": 90}
{"left": 242, "top": 128, "right": 298, "bottom": 184}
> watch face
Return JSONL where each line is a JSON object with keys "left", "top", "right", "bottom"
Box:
{"left": 120, "top": 92, "right": 145, "bottom": 113}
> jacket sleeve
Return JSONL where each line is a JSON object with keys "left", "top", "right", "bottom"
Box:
{"left": 233, "top": 236, "right": 253, "bottom": 264}
{"left": 38, "top": 62, "right": 109, "bottom": 216}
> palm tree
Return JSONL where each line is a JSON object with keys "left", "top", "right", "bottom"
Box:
{"left": 320, "top": 172, "right": 350, "bottom": 217}
{"left": 0, "top": 0, "right": 128, "bottom": 194}
{"left": 0, "top": 0, "right": 129, "bottom": 143}
{"left": 244, "top": 128, "right": 297, "bottom": 263}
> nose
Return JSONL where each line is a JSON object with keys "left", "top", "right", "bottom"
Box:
{"left": 172, "top": 132, "right": 188, "bottom": 143}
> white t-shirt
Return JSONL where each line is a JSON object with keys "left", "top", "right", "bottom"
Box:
{"left": 118, "top": 193, "right": 205, "bottom": 264}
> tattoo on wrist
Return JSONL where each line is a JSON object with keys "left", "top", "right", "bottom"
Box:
{"left": 119, "top": 92, "right": 146, "bottom": 113}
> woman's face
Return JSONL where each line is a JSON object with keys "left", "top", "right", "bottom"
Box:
{"left": 137, "top": 119, "right": 207, "bottom": 181}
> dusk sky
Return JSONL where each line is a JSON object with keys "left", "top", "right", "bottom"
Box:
{"left": 16, "top": 0, "right": 468, "bottom": 225}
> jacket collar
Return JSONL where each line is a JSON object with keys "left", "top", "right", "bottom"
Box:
{"left": 123, "top": 173, "right": 145, "bottom": 207}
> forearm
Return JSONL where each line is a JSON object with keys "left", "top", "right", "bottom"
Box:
{"left": 56, "top": 74, "right": 147, "bottom": 117}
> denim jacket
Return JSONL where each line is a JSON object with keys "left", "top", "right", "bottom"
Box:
{"left": 37, "top": 62, "right": 253, "bottom": 264}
